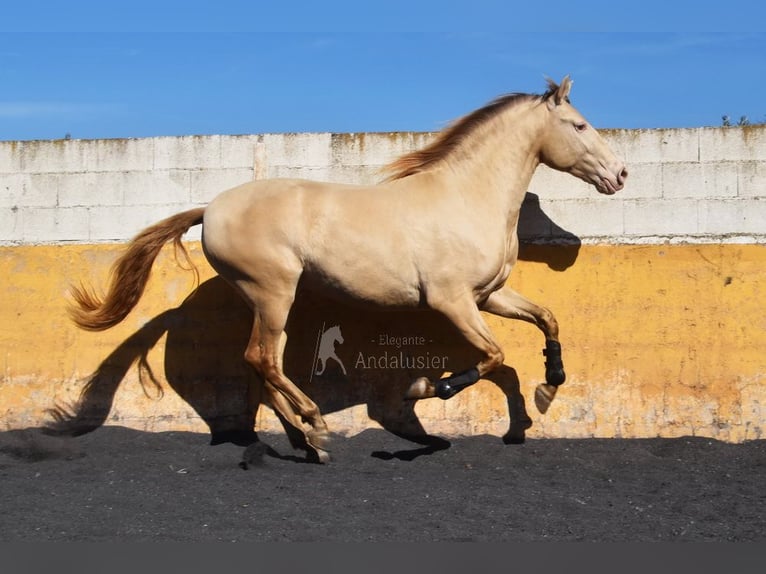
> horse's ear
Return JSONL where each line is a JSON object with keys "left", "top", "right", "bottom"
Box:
{"left": 547, "top": 75, "right": 573, "bottom": 108}
{"left": 555, "top": 76, "right": 572, "bottom": 104}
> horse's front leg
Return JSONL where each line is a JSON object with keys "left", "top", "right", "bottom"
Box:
{"left": 479, "top": 286, "right": 564, "bottom": 412}
{"left": 405, "top": 294, "right": 505, "bottom": 401}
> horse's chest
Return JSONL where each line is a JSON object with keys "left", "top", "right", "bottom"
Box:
{"left": 474, "top": 235, "right": 517, "bottom": 299}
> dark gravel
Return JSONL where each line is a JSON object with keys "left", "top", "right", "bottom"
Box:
{"left": 1, "top": 427, "right": 764, "bottom": 542}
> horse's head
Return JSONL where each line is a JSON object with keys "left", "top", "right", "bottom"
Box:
{"left": 327, "top": 325, "right": 344, "bottom": 344}
{"left": 538, "top": 76, "right": 628, "bottom": 195}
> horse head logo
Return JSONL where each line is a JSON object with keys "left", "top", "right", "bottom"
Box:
{"left": 314, "top": 324, "right": 347, "bottom": 376}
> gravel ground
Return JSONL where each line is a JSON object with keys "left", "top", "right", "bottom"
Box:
{"left": 1, "top": 426, "right": 763, "bottom": 542}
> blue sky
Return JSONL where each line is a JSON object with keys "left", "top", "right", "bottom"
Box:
{"left": 2, "top": 1, "right": 766, "bottom": 141}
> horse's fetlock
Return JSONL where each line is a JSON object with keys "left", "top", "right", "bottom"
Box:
{"left": 405, "top": 377, "right": 436, "bottom": 400}
{"left": 488, "top": 347, "right": 505, "bottom": 369}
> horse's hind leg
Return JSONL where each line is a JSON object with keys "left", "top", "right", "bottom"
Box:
{"left": 244, "top": 298, "right": 331, "bottom": 463}
{"left": 260, "top": 381, "right": 314, "bottom": 450}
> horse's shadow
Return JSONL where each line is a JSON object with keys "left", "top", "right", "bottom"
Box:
{"left": 46, "top": 193, "right": 581, "bottom": 462}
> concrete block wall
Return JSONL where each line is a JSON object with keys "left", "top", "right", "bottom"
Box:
{"left": 2, "top": 126, "right": 764, "bottom": 246}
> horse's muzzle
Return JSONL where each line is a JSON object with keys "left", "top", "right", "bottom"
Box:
{"left": 598, "top": 166, "right": 628, "bottom": 195}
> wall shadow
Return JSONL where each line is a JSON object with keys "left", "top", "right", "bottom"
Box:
{"left": 45, "top": 194, "right": 581, "bottom": 461}
{"left": 518, "top": 192, "right": 581, "bottom": 271}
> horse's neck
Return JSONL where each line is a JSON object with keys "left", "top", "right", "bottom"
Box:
{"left": 442, "top": 104, "right": 545, "bottom": 218}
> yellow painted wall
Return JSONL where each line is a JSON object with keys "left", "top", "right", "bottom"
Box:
{"left": 1, "top": 242, "right": 764, "bottom": 442}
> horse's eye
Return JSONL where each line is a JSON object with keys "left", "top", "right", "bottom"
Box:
{"left": 574, "top": 122, "right": 588, "bottom": 133}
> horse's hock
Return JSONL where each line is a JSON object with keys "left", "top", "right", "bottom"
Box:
{"left": 2, "top": 126, "right": 765, "bottom": 443}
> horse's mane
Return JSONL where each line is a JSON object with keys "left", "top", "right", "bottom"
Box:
{"left": 381, "top": 80, "right": 559, "bottom": 182}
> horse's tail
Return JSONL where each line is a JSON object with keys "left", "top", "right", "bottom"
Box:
{"left": 69, "top": 207, "right": 206, "bottom": 331}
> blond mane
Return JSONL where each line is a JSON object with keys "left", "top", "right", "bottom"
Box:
{"left": 381, "top": 81, "right": 559, "bottom": 182}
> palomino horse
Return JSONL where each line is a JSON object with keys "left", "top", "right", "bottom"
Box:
{"left": 70, "top": 77, "right": 627, "bottom": 462}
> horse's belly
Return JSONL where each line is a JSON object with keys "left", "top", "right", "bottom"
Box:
{"left": 301, "top": 264, "right": 422, "bottom": 308}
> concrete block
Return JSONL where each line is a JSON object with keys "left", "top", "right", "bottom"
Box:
{"left": 19, "top": 139, "right": 93, "bottom": 174}
{"left": 21, "top": 206, "right": 90, "bottom": 243}
{"left": 1, "top": 174, "right": 20, "bottom": 207}
{"left": 0, "top": 205, "right": 21, "bottom": 242}
{"left": 703, "top": 162, "right": 739, "bottom": 198}
{"left": 153, "top": 136, "right": 222, "bottom": 170}
{"left": 88, "top": 204, "right": 188, "bottom": 242}
{"left": 330, "top": 132, "right": 435, "bottom": 168}
{"left": 14, "top": 138, "right": 154, "bottom": 174}
{"left": 528, "top": 165, "right": 592, "bottom": 200}
{"left": 737, "top": 161, "right": 766, "bottom": 198}
{"left": 699, "top": 126, "right": 766, "bottom": 162}
{"left": 0, "top": 175, "right": 10, "bottom": 207}
{"left": 618, "top": 162, "right": 662, "bottom": 199}
{"left": 323, "top": 165, "right": 380, "bottom": 186}
{"left": 61, "top": 170, "right": 189, "bottom": 209}
{"left": 89, "top": 138, "right": 155, "bottom": 172}
{"left": 0, "top": 141, "right": 23, "bottom": 173}
{"left": 662, "top": 162, "right": 738, "bottom": 199}
{"left": 58, "top": 172, "right": 124, "bottom": 207}
{"left": 0, "top": 173, "right": 59, "bottom": 207}
{"left": 122, "top": 170, "right": 191, "bottom": 206}
{"left": 261, "top": 133, "right": 332, "bottom": 167}
{"left": 657, "top": 129, "right": 700, "bottom": 163}
{"left": 190, "top": 168, "right": 253, "bottom": 204}
{"left": 220, "top": 135, "right": 261, "bottom": 169}
{"left": 536, "top": 198, "right": 624, "bottom": 238}
{"left": 331, "top": 133, "right": 381, "bottom": 167}
{"left": 661, "top": 163, "right": 704, "bottom": 200}
{"left": 608, "top": 128, "right": 700, "bottom": 165}
{"left": 623, "top": 199, "right": 699, "bottom": 237}
{"left": 698, "top": 198, "right": 766, "bottom": 235}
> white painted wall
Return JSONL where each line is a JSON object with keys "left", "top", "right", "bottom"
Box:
{"left": 1, "top": 126, "right": 765, "bottom": 245}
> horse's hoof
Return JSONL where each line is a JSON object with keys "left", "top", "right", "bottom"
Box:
{"left": 404, "top": 377, "right": 436, "bottom": 400}
{"left": 504, "top": 416, "right": 533, "bottom": 444}
{"left": 306, "top": 429, "right": 332, "bottom": 463}
{"left": 306, "top": 435, "right": 332, "bottom": 464}
{"left": 503, "top": 432, "right": 527, "bottom": 445}
{"left": 534, "top": 383, "right": 558, "bottom": 414}
{"left": 309, "top": 447, "right": 332, "bottom": 464}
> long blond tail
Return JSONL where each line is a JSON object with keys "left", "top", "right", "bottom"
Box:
{"left": 69, "top": 208, "right": 205, "bottom": 331}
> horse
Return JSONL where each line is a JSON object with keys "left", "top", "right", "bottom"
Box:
{"left": 69, "top": 76, "right": 627, "bottom": 463}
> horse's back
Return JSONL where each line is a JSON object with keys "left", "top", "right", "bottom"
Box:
{"left": 201, "top": 177, "right": 427, "bottom": 306}
{"left": 202, "top": 177, "right": 383, "bottom": 254}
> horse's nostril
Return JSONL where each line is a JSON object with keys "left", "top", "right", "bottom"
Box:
{"left": 619, "top": 167, "right": 629, "bottom": 183}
